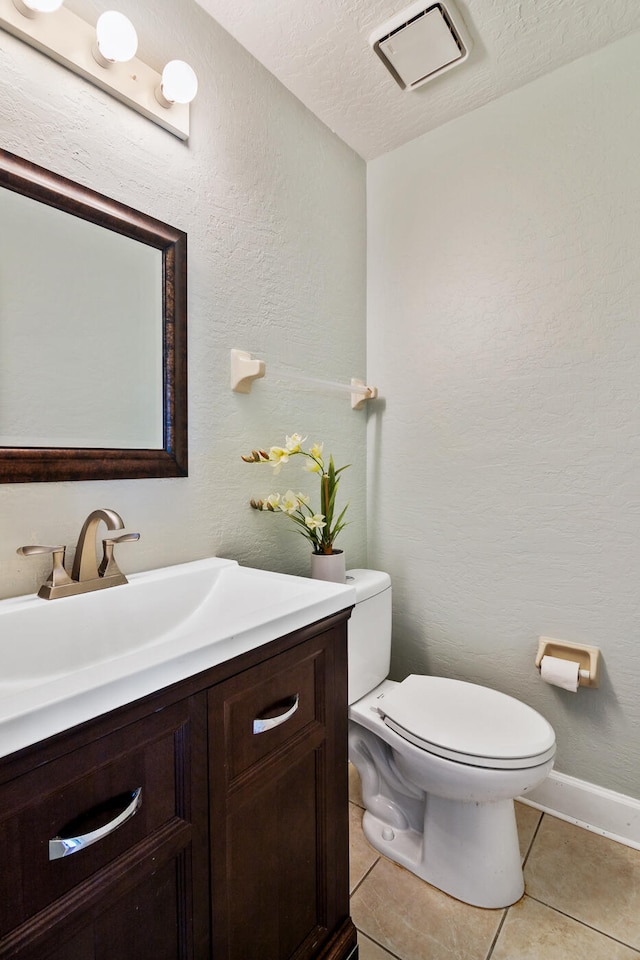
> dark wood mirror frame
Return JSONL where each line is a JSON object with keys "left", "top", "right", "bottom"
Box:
{"left": 0, "top": 148, "right": 188, "bottom": 483}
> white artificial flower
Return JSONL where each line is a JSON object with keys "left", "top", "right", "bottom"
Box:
{"left": 285, "top": 433, "right": 306, "bottom": 453}
{"left": 269, "top": 446, "right": 289, "bottom": 473}
{"left": 280, "top": 490, "right": 300, "bottom": 514}
{"left": 244, "top": 435, "right": 348, "bottom": 554}
{"left": 305, "top": 514, "right": 326, "bottom": 531}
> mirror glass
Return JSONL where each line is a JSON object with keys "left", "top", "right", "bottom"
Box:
{"left": 0, "top": 149, "right": 187, "bottom": 482}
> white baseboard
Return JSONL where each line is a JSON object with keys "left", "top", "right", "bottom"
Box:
{"left": 519, "top": 770, "right": 640, "bottom": 851}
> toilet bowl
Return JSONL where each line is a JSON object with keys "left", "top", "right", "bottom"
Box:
{"left": 347, "top": 570, "right": 556, "bottom": 909}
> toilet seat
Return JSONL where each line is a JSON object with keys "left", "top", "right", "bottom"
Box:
{"left": 379, "top": 675, "right": 556, "bottom": 769}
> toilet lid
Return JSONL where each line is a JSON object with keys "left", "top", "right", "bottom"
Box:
{"left": 380, "top": 675, "right": 556, "bottom": 769}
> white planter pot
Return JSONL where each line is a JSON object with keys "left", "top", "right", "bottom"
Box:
{"left": 310, "top": 550, "right": 346, "bottom": 583}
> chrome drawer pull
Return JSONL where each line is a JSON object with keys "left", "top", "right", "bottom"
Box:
{"left": 48, "top": 787, "right": 142, "bottom": 861}
{"left": 253, "top": 694, "right": 300, "bottom": 735}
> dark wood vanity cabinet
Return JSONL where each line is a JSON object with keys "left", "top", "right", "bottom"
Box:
{"left": 0, "top": 611, "right": 356, "bottom": 960}
{"left": 209, "top": 630, "right": 352, "bottom": 960}
{"left": 0, "top": 696, "right": 210, "bottom": 960}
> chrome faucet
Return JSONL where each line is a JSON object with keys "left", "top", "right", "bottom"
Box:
{"left": 17, "top": 508, "right": 140, "bottom": 600}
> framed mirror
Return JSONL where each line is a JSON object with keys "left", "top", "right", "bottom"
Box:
{"left": 0, "top": 148, "right": 187, "bottom": 482}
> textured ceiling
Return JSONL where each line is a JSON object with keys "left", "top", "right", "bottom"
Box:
{"left": 194, "top": 0, "right": 640, "bottom": 160}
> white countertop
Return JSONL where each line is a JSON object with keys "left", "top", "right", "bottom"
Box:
{"left": 0, "top": 557, "right": 356, "bottom": 760}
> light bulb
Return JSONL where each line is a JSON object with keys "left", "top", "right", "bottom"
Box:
{"left": 156, "top": 60, "right": 198, "bottom": 107}
{"left": 12, "top": 0, "right": 63, "bottom": 15}
{"left": 93, "top": 11, "right": 138, "bottom": 65}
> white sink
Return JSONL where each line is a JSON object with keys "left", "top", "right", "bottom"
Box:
{"left": 0, "top": 557, "right": 356, "bottom": 759}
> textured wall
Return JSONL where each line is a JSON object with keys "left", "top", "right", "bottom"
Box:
{"left": 367, "top": 32, "right": 640, "bottom": 797}
{"left": 0, "top": 0, "right": 366, "bottom": 600}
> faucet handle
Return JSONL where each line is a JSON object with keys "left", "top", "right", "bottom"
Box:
{"left": 103, "top": 533, "right": 141, "bottom": 546}
{"left": 17, "top": 544, "right": 65, "bottom": 557}
{"left": 17, "top": 544, "right": 74, "bottom": 598}
{"left": 98, "top": 532, "right": 140, "bottom": 580}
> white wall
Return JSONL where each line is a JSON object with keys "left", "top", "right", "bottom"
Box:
{"left": 0, "top": 0, "right": 367, "bottom": 599}
{"left": 367, "top": 32, "right": 640, "bottom": 798}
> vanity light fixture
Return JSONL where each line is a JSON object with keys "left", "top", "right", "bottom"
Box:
{"left": 12, "top": 0, "right": 63, "bottom": 15}
{"left": 92, "top": 10, "right": 138, "bottom": 66}
{"left": 0, "top": 0, "right": 197, "bottom": 139}
{"left": 156, "top": 60, "right": 198, "bottom": 107}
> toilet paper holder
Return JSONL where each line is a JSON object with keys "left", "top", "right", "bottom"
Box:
{"left": 535, "top": 637, "right": 601, "bottom": 688}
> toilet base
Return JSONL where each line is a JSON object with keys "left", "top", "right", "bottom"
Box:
{"left": 349, "top": 689, "right": 553, "bottom": 909}
{"left": 361, "top": 795, "right": 524, "bottom": 909}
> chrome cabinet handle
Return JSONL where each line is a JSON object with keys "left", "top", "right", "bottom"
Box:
{"left": 48, "top": 787, "right": 142, "bottom": 861}
{"left": 253, "top": 694, "right": 300, "bottom": 734}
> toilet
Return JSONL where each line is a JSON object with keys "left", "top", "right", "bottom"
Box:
{"left": 347, "top": 570, "right": 556, "bottom": 909}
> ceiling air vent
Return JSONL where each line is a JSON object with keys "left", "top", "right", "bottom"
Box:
{"left": 370, "top": 0, "right": 472, "bottom": 91}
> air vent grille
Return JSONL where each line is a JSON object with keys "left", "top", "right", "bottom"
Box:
{"left": 370, "top": 0, "right": 472, "bottom": 91}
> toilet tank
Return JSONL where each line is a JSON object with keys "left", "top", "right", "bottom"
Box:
{"left": 347, "top": 569, "right": 392, "bottom": 705}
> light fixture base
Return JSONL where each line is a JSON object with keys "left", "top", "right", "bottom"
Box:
{"left": 12, "top": 0, "right": 37, "bottom": 19}
{"left": 91, "top": 40, "right": 113, "bottom": 69}
{"left": 155, "top": 85, "right": 172, "bottom": 109}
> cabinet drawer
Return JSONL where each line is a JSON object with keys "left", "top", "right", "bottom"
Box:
{"left": 212, "top": 637, "right": 328, "bottom": 786}
{"left": 0, "top": 698, "right": 197, "bottom": 936}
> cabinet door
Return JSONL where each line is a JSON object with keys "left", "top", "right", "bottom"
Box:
{"left": 209, "top": 624, "right": 354, "bottom": 960}
{"left": 0, "top": 695, "right": 209, "bottom": 960}
{"left": 13, "top": 857, "right": 193, "bottom": 960}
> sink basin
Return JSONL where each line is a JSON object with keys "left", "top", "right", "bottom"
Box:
{"left": 0, "top": 557, "right": 356, "bottom": 759}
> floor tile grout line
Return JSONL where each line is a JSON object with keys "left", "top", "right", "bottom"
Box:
{"left": 521, "top": 809, "right": 545, "bottom": 868}
{"left": 355, "top": 926, "right": 405, "bottom": 960}
{"left": 349, "top": 798, "right": 381, "bottom": 898}
{"left": 483, "top": 906, "right": 509, "bottom": 960}
{"left": 350, "top": 855, "right": 382, "bottom": 898}
{"left": 524, "top": 894, "right": 640, "bottom": 954}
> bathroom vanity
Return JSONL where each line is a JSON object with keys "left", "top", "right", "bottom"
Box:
{"left": 0, "top": 559, "right": 357, "bottom": 960}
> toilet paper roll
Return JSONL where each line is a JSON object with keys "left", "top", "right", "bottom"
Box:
{"left": 540, "top": 655, "right": 580, "bottom": 692}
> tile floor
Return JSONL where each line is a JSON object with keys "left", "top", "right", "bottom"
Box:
{"left": 348, "top": 765, "right": 640, "bottom": 960}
